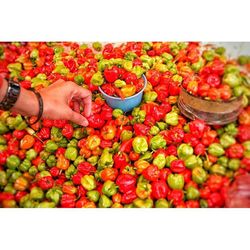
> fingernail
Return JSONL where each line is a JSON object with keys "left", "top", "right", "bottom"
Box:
{"left": 82, "top": 120, "right": 89, "bottom": 127}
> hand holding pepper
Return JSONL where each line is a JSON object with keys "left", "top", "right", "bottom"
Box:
{"left": 39, "top": 79, "right": 92, "bottom": 126}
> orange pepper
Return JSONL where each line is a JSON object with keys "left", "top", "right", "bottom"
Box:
{"left": 92, "top": 147, "right": 102, "bottom": 156}
{"left": 112, "top": 193, "right": 122, "bottom": 203}
{"left": 79, "top": 146, "right": 92, "bottom": 158}
{"left": 134, "top": 159, "right": 150, "bottom": 174}
{"left": 56, "top": 154, "right": 70, "bottom": 170}
{"left": 20, "top": 134, "right": 35, "bottom": 150}
{"left": 14, "top": 176, "right": 29, "bottom": 191}
{"left": 83, "top": 201, "right": 96, "bottom": 208}
{"left": 111, "top": 203, "right": 123, "bottom": 208}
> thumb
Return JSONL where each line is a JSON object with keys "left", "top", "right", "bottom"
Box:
{"left": 67, "top": 110, "right": 89, "bottom": 127}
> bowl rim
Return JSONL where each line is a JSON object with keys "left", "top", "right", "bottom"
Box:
{"left": 98, "top": 74, "right": 147, "bottom": 101}
{"left": 180, "top": 86, "right": 243, "bottom": 104}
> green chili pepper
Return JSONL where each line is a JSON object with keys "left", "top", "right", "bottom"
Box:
{"left": 228, "top": 159, "right": 240, "bottom": 171}
{"left": 92, "top": 42, "right": 102, "bottom": 51}
{"left": 161, "top": 52, "right": 173, "bottom": 62}
{"left": 81, "top": 175, "right": 96, "bottom": 191}
{"left": 29, "top": 166, "right": 38, "bottom": 176}
{"left": 0, "top": 135, "right": 6, "bottom": 145}
{"left": 0, "top": 171, "right": 7, "bottom": 187}
{"left": 220, "top": 133, "right": 236, "bottom": 148}
{"left": 98, "top": 194, "right": 113, "bottom": 208}
{"left": 4, "top": 183, "right": 16, "bottom": 194}
{"left": 98, "top": 59, "right": 112, "bottom": 71}
{"left": 102, "top": 180, "right": 118, "bottom": 197}
{"left": 243, "top": 141, "right": 250, "bottom": 151}
{"left": 131, "top": 108, "right": 146, "bottom": 124}
{"left": 114, "top": 79, "right": 126, "bottom": 88}
{"left": 167, "top": 174, "right": 184, "bottom": 190}
{"left": 26, "top": 149, "right": 38, "bottom": 161}
{"left": 177, "top": 143, "right": 194, "bottom": 160}
{"left": 74, "top": 75, "right": 84, "bottom": 85}
{"left": 91, "top": 71, "right": 104, "bottom": 86}
{"left": 192, "top": 167, "right": 207, "bottom": 184}
{"left": 152, "top": 154, "right": 166, "bottom": 169}
{"left": 186, "top": 186, "right": 200, "bottom": 200}
{"left": 98, "top": 148, "right": 114, "bottom": 169}
{"left": 165, "top": 112, "right": 179, "bottom": 126}
{"left": 73, "top": 156, "right": 85, "bottom": 167}
{"left": 150, "top": 134, "right": 166, "bottom": 150}
{"left": 215, "top": 47, "right": 225, "bottom": 55}
{"left": 132, "top": 136, "right": 149, "bottom": 154}
{"left": 38, "top": 163, "right": 47, "bottom": 172}
{"left": 133, "top": 198, "right": 153, "bottom": 208}
{"left": 112, "top": 109, "right": 123, "bottom": 118}
{"left": 87, "top": 190, "right": 100, "bottom": 202}
{"left": 45, "top": 140, "right": 58, "bottom": 153}
{"left": 208, "top": 143, "right": 225, "bottom": 157}
{"left": 202, "top": 50, "right": 215, "bottom": 61}
{"left": 225, "top": 65, "right": 240, "bottom": 74}
{"left": 149, "top": 126, "right": 160, "bottom": 136}
{"left": 191, "top": 58, "right": 204, "bottom": 72}
{"left": 19, "top": 159, "right": 31, "bottom": 172}
{"left": 36, "top": 201, "right": 56, "bottom": 208}
{"left": 156, "top": 122, "right": 167, "bottom": 131}
{"left": 9, "top": 171, "right": 22, "bottom": 183}
{"left": 40, "top": 150, "right": 50, "bottom": 161}
{"left": 87, "top": 155, "right": 99, "bottom": 166}
{"left": 65, "top": 147, "right": 78, "bottom": 161}
{"left": 200, "top": 199, "right": 208, "bottom": 208}
{"left": 0, "top": 120, "right": 9, "bottom": 134}
{"left": 140, "top": 55, "right": 154, "bottom": 67}
{"left": 123, "top": 203, "right": 134, "bottom": 208}
{"left": 210, "top": 164, "right": 226, "bottom": 175}
{"left": 143, "top": 91, "right": 158, "bottom": 102}
{"left": 139, "top": 151, "right": 153, "bottom": 162}
{"left": 30, "top": 187, "right": 44, "bottom": 201}
{"left": 73, "top": 128, "right": 84, "bottom": 140}
{"left": 46, "top": 155, "right": 57, "bottom": 167}
{"left": 51, "top": 127, "right": 63, "bottom": 142}
{"left": 6, "top": 155, "right": 21, "bottom": 170}
{"left": 155, "top": 198, "right": 171, "bottom": 208}
{"left": 124, "top": 52, "right": 137, "bottom": 61}
{"left": 46, "top": 188, "right": 63, "bottom": 205}
{"left": 184, "top": 155, "right": 198, "bottom": 169}
{"left": 143, "top": 42, "right": 153, "bottom": 51}
{"left": 123, "top": 60, "right": 133, "bottom": 71}
{"left": 223, "top": 73, "right": 242, "bottom": 87}
{"left": 120, "top": 130, "right": 133, "bottom": 141}
{"left": 233, "top": 85, "right": 245, "bottom": 97}
{"left": 0, "top": 145, "right": 7, "bottom": 151}
{"left": 224, "top": 123, "right": 238, "bottom": 136}
{"left": 217, "top": 156, "right": 229, "bottom": 168}
{"left": 65, "top": 164, "right": 76, "bottom": 179}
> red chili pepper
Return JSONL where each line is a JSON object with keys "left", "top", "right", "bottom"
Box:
{"left": 0, "top": 192, "right": 15, "bottom": 202}
{"left": 194, "top": 143, "right": 206, "bottom": 156}
{"left": 104, "top": 66, "right": 119, "bottom": 83}
{"left": 241, "top": 157, "right": 250, "bottom": 171}
{"left": 189, "top": 119, "right": 206, "bottom": 139}
{"left": 50, "top": 167, "right": 60, "bottom": 178}
{"left": 170, "top": 159, "right": 186, "bottom": 173}
{"left": 120, "top": 139, "right": 133, "bottom": 153}
{"left": 159, "top": 168, "right": 171, "bottom": 181}
{"left": 42, "top": 119, "right": 54, "bottom": 128}
{"left": 208, "top": 192, "right": 224, "bottom": 208}
{"left": 186, "top": 200, "right": 200, "bottom": 208}
{"left": 166, "top": 145, "right": 177, "bottom": 156}
{"left": 0, "top": 151, "right": 8, "bottom": 165}
{"left": 226, "top": 143, "right": 244, "bottom": 159}
{"left": 62, "top": 123, "right": 74, "bottom": 140}
{"left": 72, "top": 172, "right": 84, "bottom": 185}
{"left": 237, "top": 125, "right": 250, "bottom": 142}
{"left": 54, "top": 120, "right": 67, "bottom": 128}
{"left": 116, "top": 174, "right": 136, "bottom": 193}
{"left": 77, "top": 185, "right": 87, "bottom": 198}
{"left": 201, "top": 130, "right": 217, "bottom": 146}
{"left": 38, "top": 176, "right": 54, "bottom": 190}
{"left": 13, "top": 130, "right": 26, "bottom": 140}
{"left": 167, "top": 127, "right": 185, "bottom": 144}
{"left": 87, "top": 114, "right": 105, "bottom": 129}
{"left": 183, "top": 133, "right": 199, "bottom": 147}
{"left": 78, "top": 162, "right": 96, "bottom": 175}
{"left": 60, "top": 194, "right": 76, "bottom": 208}
{"left": 142, "top": 165, "right": 160, "bottom": 182}
{"left": 146, "top": 69, "right": 161, "bottom": 86}
{"left": 15, "top": 191, "right": 28, "bottom": 203}
{"left": 207, "top": 175, "right": 223, "bottom": 192}
{"left": 168, "top": 190, "right": 184, "bottom": 206}
{"left": 32, "top": 156, "right": 44, "bottom": 166}
{"left": 56, "top": 147, "right": 66, "bottom": 158}
{"left": 181, "top": 169, "right": 192, "bottom": 183}
{"left": 121, "top": 190, "right": 137, "bottom": 204}
{"left": 133, "top": 124, "right": 150, "bottom": 136}
{"left": 151, "top": 180, "right": 169, "bottom": 199}
{"left": 100, "top": 139, "right": 113, "bottom": 149}
{"left": 113, "top": 152, "right": 128, "bottom": 169}
{"left": 37, "top": 127, "right": 50, "bottom": 140}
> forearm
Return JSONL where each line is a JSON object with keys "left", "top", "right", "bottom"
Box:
{"left": 0, "top": 78, "right": 39, "bottom": 117}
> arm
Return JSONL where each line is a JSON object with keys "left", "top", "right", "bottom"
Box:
{"left": 0, "top": 78, "right": 92, "bottom": 126}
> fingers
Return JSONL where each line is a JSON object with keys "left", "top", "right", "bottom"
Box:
{"left": 73, "top": 101, "right": 80, "bottom": 113}
{"left": 71, "top": 84, "right": 92, "bottom": 117}
{"left": 67, "top": 108, "right": 89, "bottom": 127}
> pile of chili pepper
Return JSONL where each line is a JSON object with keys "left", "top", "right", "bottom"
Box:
{"left": 0, "top": 41, "right": 250, "bottom": 208}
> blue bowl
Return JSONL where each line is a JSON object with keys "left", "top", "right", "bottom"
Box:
{"left": 99, "top": 74, "right": 147, "bottom": 113}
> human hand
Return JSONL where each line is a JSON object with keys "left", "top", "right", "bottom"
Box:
{"left": 39, "top": 79, "right": 92, "bottom": 126}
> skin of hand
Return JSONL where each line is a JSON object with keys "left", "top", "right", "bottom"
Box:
{"left": 0, "top": 78, "right": 92, "bottom": 127}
